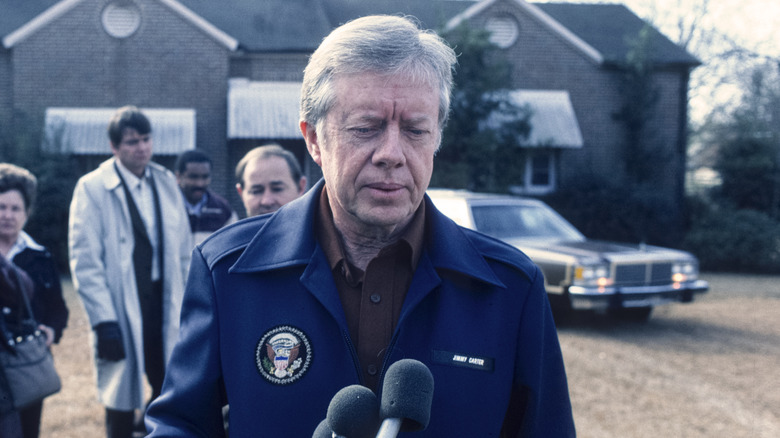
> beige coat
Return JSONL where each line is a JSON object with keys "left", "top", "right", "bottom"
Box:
{"left": 68, "top": 158, "right": 192, "bottom": 410}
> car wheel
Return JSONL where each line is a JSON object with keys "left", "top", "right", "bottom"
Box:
{"left": 608, "top": 306, "right": 653, "bottom": 322}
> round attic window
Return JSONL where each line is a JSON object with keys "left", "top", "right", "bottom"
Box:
{"left": 102, "top": 3, "right": 141, "bottom": 38}
{"left": 485, "top": 16, "right": 519, "bottom": 49}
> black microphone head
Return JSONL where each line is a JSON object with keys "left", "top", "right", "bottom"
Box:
{"left": 380, "top": 358, "right": 435, "bottom": 431}
{"left": 312, "top": 418, "right": 333, "bottom": 438}
{"left": 326, "top": 384, "right": 380, "bottom": 438}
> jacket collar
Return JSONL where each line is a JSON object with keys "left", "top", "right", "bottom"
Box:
{"left": 423, "top": 196, "right": 505, "bottom": 288}
{"left": 99, "top": 158, "right": 123, "bottom": 191}
{"left": 230, "top": 179, "right": 504, "bottom": 288}
{"left": 98, "top": 158, "right": 163, "bottom": 191}
{"left": 6, "top": 231, "right": 45, "bottom": 261}
{"left": 229, "top": 180, "right": 322, "bottom": 273}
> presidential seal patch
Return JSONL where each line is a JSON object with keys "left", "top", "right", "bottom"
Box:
{"left": 256, "top": 325, "right": 313, "bottom": 385}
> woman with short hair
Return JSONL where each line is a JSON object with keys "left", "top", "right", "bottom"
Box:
{"left": 0, "top": 163, "right": 68, "bottom": 438}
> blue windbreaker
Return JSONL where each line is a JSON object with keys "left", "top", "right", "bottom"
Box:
{"left": 146, "top": 180, "right": 575, "bottom": 437}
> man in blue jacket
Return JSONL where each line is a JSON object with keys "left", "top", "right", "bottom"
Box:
{"left": 146, "top": 15, "right": 575, "bottom": 437}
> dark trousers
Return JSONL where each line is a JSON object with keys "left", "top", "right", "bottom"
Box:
{"left": 19, "top": 400, "right": 42, "bottom": 438}
{"left": 106, "top": 280, "right": 165, "bottom": 438}
{"left": 142, "top": 280, "right": 165, "bottom": 401}
{"left": 0, "top": 410, "right": 22, "bottom": 438}
{"left": 105, "top": 408, "right": 134, "bottom": 438}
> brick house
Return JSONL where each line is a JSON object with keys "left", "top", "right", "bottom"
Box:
{"left": 1, "top": 0, "right": 699, "bottom": 222}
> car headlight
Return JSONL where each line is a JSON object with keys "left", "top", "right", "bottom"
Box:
{"left": 672, "top": 261, "right": 698, "bottom": 282}
{"left": 573, "top": 263, "right": 612, "bottom": 288}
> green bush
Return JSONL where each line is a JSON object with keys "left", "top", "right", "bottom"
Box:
{"left": 2, "top": 109, "right": 80, "bottom": 272}
{"left": 23, "top": 153, "right": 80, "bottom": 272}
{"left": 542, "top": 176, "right": 683, "bottom": 248}
{"left": 683, "top": 205, "right": 780, "bottom": 273}
{"left": 715, "top": 136, "right": 779, "bottom": 214}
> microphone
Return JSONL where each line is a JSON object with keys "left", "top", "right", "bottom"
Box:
{"left": 376, "top": 359, "right": 434, "bottom": 438}
{"left": 321, "top": 384, "right": 380, "bottom": 438}
{"left": 312, "top": 418, "right": 336, "bottom": 438}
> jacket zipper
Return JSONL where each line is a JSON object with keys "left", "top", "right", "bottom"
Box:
{"left": 342, "top": 329, "right": 364, "bottom": 385}
{"left": 377, "top": 329, "right": 401, "bottom": 392}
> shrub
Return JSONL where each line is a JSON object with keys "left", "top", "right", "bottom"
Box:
{"left": 714, "top": 136, "right": 779, "bottom": 214}
{"left": 683, "top": 205, "right": 780, "bottom": 273}
{"left": 2, "top": 110, "right": 80, "bottom": 272}
{"left": 542, "top": 176, "right": 683, "bottom": 248}
{"left": 23, "top": 153, "right": 80, "bottom": 272}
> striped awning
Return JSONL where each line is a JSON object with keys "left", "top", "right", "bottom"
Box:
{"left": 509, "top": 90, "right": 583, "bottom": 148}
{"left": 228, "top": 79, "right": 302, "bottom": 139}
{"left": 225, "top": 81, "right": 583, "bottom": 148}
{"left": 43, "top": 107, "right": 196, "bottom": 154}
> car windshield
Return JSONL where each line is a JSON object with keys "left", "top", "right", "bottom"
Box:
{"left": 471, "top": 204, "right": 584, "bottom": 241}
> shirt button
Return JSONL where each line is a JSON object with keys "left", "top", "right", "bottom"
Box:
{"left": 367, "top": 364, "right": 378, "bottom": 376}
{"left": 370, "top": 294, "right": 381, "bottom": 304}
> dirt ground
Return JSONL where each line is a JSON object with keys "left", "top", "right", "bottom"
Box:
{"left": 557, "top": 273, "right": 779, "bottom": 438}
{"left": 39, "top": 273, "right": 779, "bottom": 437}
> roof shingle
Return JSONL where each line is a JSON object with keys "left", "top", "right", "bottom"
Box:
{"left": 1, "top": 0, "right": 698, "bottom": 66}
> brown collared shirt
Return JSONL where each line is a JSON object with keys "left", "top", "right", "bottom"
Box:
{"left": 316, "top": 187, "right": 425, "bottom": 391}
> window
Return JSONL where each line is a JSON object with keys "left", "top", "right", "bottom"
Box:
{"left": 485, "top": 16, "right": 519, "bottom": 49}
{"left": 510, "top": 151, "right": 556, "bottom": 195}
{"left": 530, "top": 153, "right": 551, "bottom": 186}
{"left": 526, "top": 152, "right": 555, "bottom": 194}
{"left": 102, "top": 2, "right": 141, "bottom": 39}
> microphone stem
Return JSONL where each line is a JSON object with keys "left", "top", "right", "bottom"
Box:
{"left": 376, "top": 418, "right": 402, "bottom": 438}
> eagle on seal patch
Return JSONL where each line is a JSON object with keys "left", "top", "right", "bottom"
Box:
{"left": 266, "top": 332, "right": 301, "bottom": 376}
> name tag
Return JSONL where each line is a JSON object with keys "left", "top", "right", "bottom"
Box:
{"left": 432, "top": 350, "right": 494, "bottom": 372}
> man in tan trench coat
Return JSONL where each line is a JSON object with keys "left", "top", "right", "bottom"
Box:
{"left": 68, "top": 106, "right": 191, "bottom": 438}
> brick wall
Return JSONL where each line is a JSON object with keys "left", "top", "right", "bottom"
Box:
{"left": 475, "top": 0, "right": 690, "bottom": 215}
{"left": 230, "top": 52, "right": 310, "bottom": 82}
{"left": 10, "top": 0, "right": 234, "bottom": 196}
{"left": 0, "top": 50, "right": 12, "bottom": 159}
{"left": 228, "top": 51, "right": 317, "bottom": 211}
{"left": 3, "top": 0, "right": 693, "bottom": 227}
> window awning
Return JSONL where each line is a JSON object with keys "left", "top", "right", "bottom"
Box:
{"left": 508, "top": 90, "right": 583, "bottom": 148}
{"left": 228, "top": 79, "right": 302, "bottom": 139}
{"left": 43, "top": 107, "right": 196, "bottom": 155}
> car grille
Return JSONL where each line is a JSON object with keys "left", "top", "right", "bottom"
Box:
{"left": 614, "top": 263, "right": 672, "bottom": 286}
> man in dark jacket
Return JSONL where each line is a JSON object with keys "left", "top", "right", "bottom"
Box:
{"left": 175, "top": 150, "right": 237, "bottom": 245}
{"left": 146, "top": 15, "right": 575, "bottom": 437}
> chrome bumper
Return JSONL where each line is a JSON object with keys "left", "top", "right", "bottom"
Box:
{"left": 567, "top": 280, "right": 709, "bottom": 310}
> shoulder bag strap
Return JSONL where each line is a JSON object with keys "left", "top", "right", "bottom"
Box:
{"left": 8, "top": 264, "right": 37, "bottom": 324}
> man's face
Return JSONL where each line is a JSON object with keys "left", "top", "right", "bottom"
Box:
{"left": 303, "top": 72, "right": 440, "bottom": 235}
{"left": 236, "top": 155, "right": 306, "bottom": 217}
{"left": 112, "top": 127, "right": 152, "bottom": 177}
{"left": 177, "top": 161, "right": 211, "bottom": 205}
